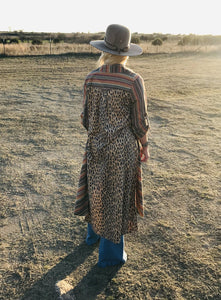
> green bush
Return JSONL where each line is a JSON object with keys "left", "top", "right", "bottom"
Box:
{"left": 152, "top": 38, "right": 163, "bottom": 46}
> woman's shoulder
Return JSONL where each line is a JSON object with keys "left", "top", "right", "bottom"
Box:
{"left": 86, "top": 68, "right": 100, "bottom": 78}
{"left": 83, "top": 68, "right": 100, "bottom": 85}
{"left": 122, "top": 66, "right": 143, "bottom": 81}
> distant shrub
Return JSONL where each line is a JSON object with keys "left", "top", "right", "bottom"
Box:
{"left": 178, "top": 35, "right": 193, "bottom": 46}
{"left": 152, "top": 38, "right": 163, "bottom": 46}
{"left": 53, "top": 38, "right": 60, "bottom": 44}
{"left": 32, "top": 39, "right": 43, "bottom": 45}
{"left": 178, "top": 39, "right": 184, "bottom": 46}
{"left": 177, "top": 34, "right": 220, "bottom": 46}
{"left": 140, "top": 34, "right": 153, "bottom": 41}
{"left": 131, "top": 36, "right": 140, "bottom": 44}
{"left": 78, "top": 34, "right": 91, "bottom": 44}
{"left": 9, "top": 38, "right": 19, "bottom": 44}
{"left": 91, "top": 34, "right": 103, "bottom": 40}
{"left": 56, "top": 33, "right": 66, "bottom": 42}
{"left": 0, "top": 38, "right": 9, "bottom": 44}
{"left": 30, "top": 45, "right": 36, "bottom": 51}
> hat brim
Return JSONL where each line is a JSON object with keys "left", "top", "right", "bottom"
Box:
{"left": 90, "top": 40, "right": 143, "bottom": 56}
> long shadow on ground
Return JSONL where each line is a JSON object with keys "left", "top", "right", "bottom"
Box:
{"left": 66, "top": 264, "right": 121, "bottom": 300}
{"left": 21, "top": 242, "right": 95, "bottom": 300}
{"left": 21, "top": 241, "right": 121, "bottom": 300}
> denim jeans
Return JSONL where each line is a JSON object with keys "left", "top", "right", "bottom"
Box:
{"left": 86, "top": 223, "right": 127, "bottom": 267}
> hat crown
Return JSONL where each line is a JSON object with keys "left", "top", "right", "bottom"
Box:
{"left": 104, "top": 24, "right": 131, "bottom": 52}
{"left": 89, "top": 24, "right": 142, "bottom": 56}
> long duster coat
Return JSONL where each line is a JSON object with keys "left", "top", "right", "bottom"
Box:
{"left": 75, "top": 64, "right": 149, "bottom": 244}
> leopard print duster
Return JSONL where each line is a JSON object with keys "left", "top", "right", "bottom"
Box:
{"left": 75, "top": 64, "right": 149, "bottom": 243}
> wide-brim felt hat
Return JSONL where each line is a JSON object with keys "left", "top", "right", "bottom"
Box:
{"left": 90, "top": 24, "right": 143, "bottom": 56}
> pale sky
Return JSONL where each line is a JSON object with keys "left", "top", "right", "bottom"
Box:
{"left": 1, "top": 0, "right": 220, "bottom": 35}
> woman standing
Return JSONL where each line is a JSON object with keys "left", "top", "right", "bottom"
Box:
{"left": 75, "top": 24, "right": 150, "bottom": 267}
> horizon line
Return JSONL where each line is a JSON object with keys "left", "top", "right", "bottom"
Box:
{"left": 1, "top": 30, "right": 221, "bottom": 36}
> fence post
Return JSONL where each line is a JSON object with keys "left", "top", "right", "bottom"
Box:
{"left": 49, "top": 33, "right": 52, "bottom": 55}
{"left": 1, "top": 39, "right": 6, "bottom": 56}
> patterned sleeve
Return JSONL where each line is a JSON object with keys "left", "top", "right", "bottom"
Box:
{"left": 81, "top": 81, "right": 89, "bottom": 130}
{"left": 131, "top": 75, "right": 149, "bottom": 139}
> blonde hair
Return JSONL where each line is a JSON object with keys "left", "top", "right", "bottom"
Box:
{"left": 97, "top": 52, "right": 128, "bottom": 67}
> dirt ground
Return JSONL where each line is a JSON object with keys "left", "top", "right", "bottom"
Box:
{"left": 0, "top": 52, "right": 220, "bottom": 300}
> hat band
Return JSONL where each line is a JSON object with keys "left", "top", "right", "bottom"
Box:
{"left": 104, "top": 37, "right": 129, "bottom": 53}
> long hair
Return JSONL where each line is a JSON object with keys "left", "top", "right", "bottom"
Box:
{"left": 97, "top": 52, "right": 128, "bottom": 67}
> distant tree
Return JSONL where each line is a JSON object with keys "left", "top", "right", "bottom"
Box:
{"left": 32, "top": 39, "right": 43, "bottom": 45}
{"left": 152, "top": 38, "right": 163, "bottom": 46}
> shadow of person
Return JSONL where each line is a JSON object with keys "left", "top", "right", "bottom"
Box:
{"left": 63, "top": 263, "right": 122, "bottom": 300}
{"left": 21, "top": 241, "right": 98, "bottom": 300}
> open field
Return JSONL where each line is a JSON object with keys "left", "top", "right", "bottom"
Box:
{"left": 0, "top": 52, "right": 221, "bottom": 299}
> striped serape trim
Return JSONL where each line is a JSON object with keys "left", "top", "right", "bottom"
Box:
{"left": 135, "top": 161, "right": 144, "bottom": 217}
{"left": 74, "top": 151, "right": 89, "bottom": 216}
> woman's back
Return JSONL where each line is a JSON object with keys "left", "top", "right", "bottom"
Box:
{"left": 81, "top": 64, "right": 148, "bottom": 243}
{"left": 84, "top": 64, "right": 137, "bottom": 149}
{"left": 82, "top": 64, "right": 148, "bottom": 141}
{"left": 75, "top": 25, "right": 149, "bottom": 265}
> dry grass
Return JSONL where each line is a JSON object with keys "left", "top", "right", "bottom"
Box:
{"left": 0, "top": 43, "right": 97, "bottom": 56}
{"left": 1, "top": 41, "right": 221, "bottom": 57}
{"left": 0, "top": 53, "right": 221, "bottom": 299}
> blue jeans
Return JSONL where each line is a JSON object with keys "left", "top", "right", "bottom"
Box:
{"left": 86, "top": 223, "right": 127, "bottom": 267}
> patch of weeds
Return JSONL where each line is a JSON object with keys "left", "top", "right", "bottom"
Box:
{"left": 188, "top": 186, "right": 214, "bottom": 201}
{"left": 0, "top": 153, "right": 14, "bottom": 166}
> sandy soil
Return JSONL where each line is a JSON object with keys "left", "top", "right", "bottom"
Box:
{"left": 0, "top": 53, "right": 221, "bottom": 299}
